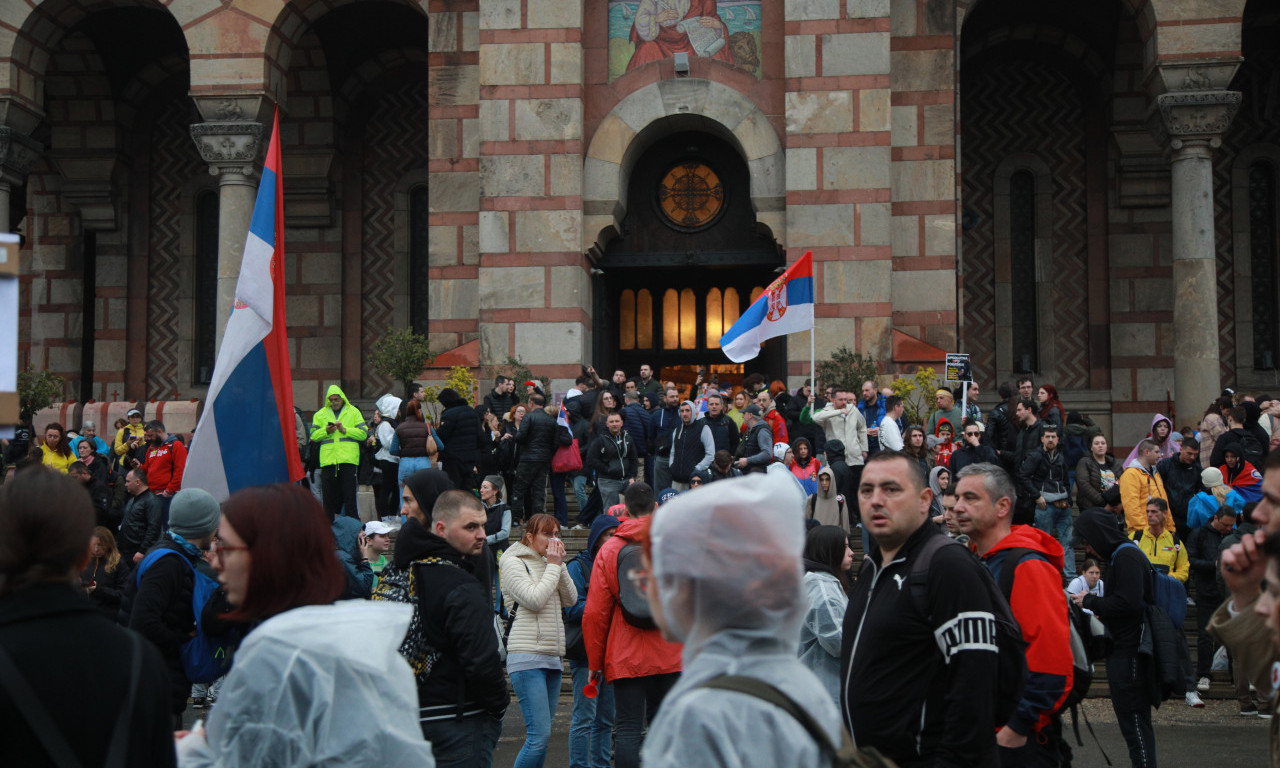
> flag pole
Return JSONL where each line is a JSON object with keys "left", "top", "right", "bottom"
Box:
{"left": 810, "top": 322, "right": 815, "bottom": 401}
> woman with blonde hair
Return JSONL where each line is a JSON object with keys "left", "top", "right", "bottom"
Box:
{"left": 500, "top": 512, "right": 577, "bottom": 768}
{"left": 80, "top": 526, "right": 131, "bottom": 618}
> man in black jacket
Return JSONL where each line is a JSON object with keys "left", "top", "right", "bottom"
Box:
{"left": 1157, "top": 438, "right": 1205, "bottom": 532}
{"left": 586, "top": 412, "right": 637, "bottom": 507}
{"left": 117, "top": 467, "right": 163, "bottom": 564}
{"left": 482, "top": 376, "right": 518, "bottom": 420}
{"left": 1187, "top": 507, "right": 1235, "bottom": 691}
{"left": 984, "top": 382, "right": 1016, "bottom": 469}
{"left": 701, "top": 392, "right": 740, "bottom": 456}
{"left": 397, "top": 489, "right": 508, "bottom": 766}
{"left": 841, "top": 451, "right": 1002, "bottom": 767}
{"left": 1017, "top": 425, "right": 1075, "bottom": 579}
{"left": 1010, "top": 399, "right": 1045, "bottom": 523}
{"left": 436, "top": 387, "right": 483, "bottom": 493}
{"left": 949, "top": 418, "right": 1001, "bottom": 477}
{"left": 1073, "top": 508, "right": 1157, "bottom": 768}
{"left": 511, "top": 393, "right": 569, "bottom": 522}
{"left": 119, "top": 487, "right": 220, "bottom": 728}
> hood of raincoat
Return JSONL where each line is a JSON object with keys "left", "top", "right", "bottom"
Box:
{"left": 649, "top": 472, "right": 806, "bottom": 662}
{"left": 175, "top": 601, "right": 434, "bottom": 766}
{"left": 983, "top": 524, "right": 1065, "bottom": 571}
{"left": 1074, "top": 507, "right": 1129, "bottom": 560}
{"left": 1124, "top": 412, "right": 1182, "bottom": 466}
{"left": 375, "top": 394, "right": 402, "bottom": 419}
{"left": 325, "top": 384, "right": 354, "bottom": 415}
{"left": 824, "top": 439, "right": 846, "bottom": 463}
{"left": 587, "top": 514, "right": 621, "bottom": 557}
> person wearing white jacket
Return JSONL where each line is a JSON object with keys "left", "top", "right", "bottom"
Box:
{"left": 371, "top": 394, "right": 401, "bottom": 520}
{"left": 501, "top": 513, "right": 578, "bottom": 768}
{"left": 799, "top": 525, "right": 853, "bottom": 705}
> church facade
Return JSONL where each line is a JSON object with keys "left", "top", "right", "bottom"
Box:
{"left": 8, "top": 0, "right": 1280, "bottom": 443}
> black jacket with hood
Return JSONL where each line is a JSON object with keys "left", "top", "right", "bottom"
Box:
{"left": 1076, "top": 508, "right": 1149, "bottom": 652}
{"left": 586, "top": 429, "right": 637, "bottom": 481}
{"left": 516, "top": 405, "right": 569, "bottom": 464}
{"left": 823, "top": 439, "right": 858, "bottom": 504}
{"left": 436, "top": 388, "right": 483, "bottom": 465}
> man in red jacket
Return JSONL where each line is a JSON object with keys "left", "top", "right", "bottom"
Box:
{"left": 132, "top": 420, "right": 187, "bottom": 521}
{"left": 583, "top": 482, "right": 682, "bottom": 768}
{"left": 954, "top": 462, "right": 1074, "bottom": 767}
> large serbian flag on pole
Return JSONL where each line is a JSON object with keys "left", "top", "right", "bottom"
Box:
{"left": 184, "top": 108, "right": 303, "bottom": 501}
{"left": 719, "top": 251, "right": 815, "bottom": 363}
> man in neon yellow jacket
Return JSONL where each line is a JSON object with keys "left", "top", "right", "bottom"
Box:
{"left": 310, "top": 385, "right": 367, "bottom": 520}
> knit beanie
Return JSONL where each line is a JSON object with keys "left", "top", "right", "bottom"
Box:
{"left": 1200, "top": 467, "right": 1225, "bottom": 490}
{"left": 167, "top": 488, "right": 221, "bottom": 539}
{"left": 483, "top": 474, "right": 505, "bottom": 498}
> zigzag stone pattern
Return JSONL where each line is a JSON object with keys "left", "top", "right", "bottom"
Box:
{"left": 147, "top": 99, "right": 203, "bottom": 399}
{"left": 361, "top": 80, "right": 430, "bottom": 398}
{"left": 961, "top": 58, "right": 1091, "bottom": 389}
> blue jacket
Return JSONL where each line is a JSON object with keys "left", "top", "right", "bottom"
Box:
{"left": 564, "top": 515, "right": 622, "bottom": 627}
{"left": 649, "top": 405, "right": 680, "bottom": 454}
{"left": 623, "top": 402, "right": 652, "bottom": 457}
{"left": 332, "top": 516, "right": 373, "bottom": 599}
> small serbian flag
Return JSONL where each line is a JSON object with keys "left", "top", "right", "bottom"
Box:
{"left": 557, "top": 403, "right": 571, "bottom": 430}
{"left": 184, "top": 107, "right": 304, "bottom": 501}
{"left": 719, "top": 251, "right": 815, "bottom": 362}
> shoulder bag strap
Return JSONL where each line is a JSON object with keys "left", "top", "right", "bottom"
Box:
{"left": 104, "top": 632, "right": 144, "bottom": 768}
{"left": 0, "top": 644, "right": 84, "bottom": 768}
{"left": 697, "top": 675, "right": 839, "bottom": 755}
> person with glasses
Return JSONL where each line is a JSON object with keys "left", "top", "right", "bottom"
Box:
{"left": 177, "top": 484, "right": 434, "bottom": 765}
{"left": 948, "top": 418, "right": 1000, "bottom": 477}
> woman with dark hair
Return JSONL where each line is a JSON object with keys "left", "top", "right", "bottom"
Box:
{"left": 799, "top": 525, "right": 852, "bottom": 704}
{"left": 1037, "top": 384, "right": 1067, "bottom": 429}
{"left": 76, "top": 438, "right": 110, "bottom": 486}
{"left": 80, "top": 526, "right": 131, "bottom": 618}
{"left": 0, "top": 470, "right": 174, "bottom": 767}
{"left": 394, "top": 400, "right": 438, "bottom": 507}
{"left": 176, "top": 484, "right": 433, "bottom": 765}
{"left": 902, "top": 425, "right": 932, "bottom": 472}
{"left": 789, "top": 437, "right": 820, "bottom": 483}
{"left": 40, "top": 421, "right": 75, "bottom": 473}
{"left": 590, "top": 390, "right": 623, "bottom": 438}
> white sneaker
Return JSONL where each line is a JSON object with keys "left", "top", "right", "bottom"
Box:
{"left": 1186, "top": 691, "right": 1206, "bottom": 708}
{"left": 1197, "top": 677, "right": 1211, "bottom": 693}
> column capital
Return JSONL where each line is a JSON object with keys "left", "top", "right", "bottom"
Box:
{"left": 190, "top": 121, "right": 265, "bottom": 178}
{"left": 0, "top": 126, "right": 42, "bottom": 186}
{"left": 1148, "top": 89, "right": 1241, "bottom": 150}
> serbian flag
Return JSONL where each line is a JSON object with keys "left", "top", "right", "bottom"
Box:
{"left": 184, "top": 108, "right": 303, "bottom": 501}
{"left": 557, "top": 403, "right": 571, "bottom": 430}
{"left": 719, "top": 251, "right": 815, "bottom": 362}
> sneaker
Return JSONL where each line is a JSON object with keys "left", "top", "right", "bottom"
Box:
{"left": 1260, "top": 711, "right": 1273, "bottom": 720}
{"left": 1197, "top": 677, "right": 1211, "bottom": 693}
{"left": 192, "top": 697, "right": 207, "bottom": 710}
{"left": 571, "top": 524, "right": 586, "bottom": 531}
{"left": 1187, "top": 596, "right": 1196, "bottom": 606}
{"left": 1240, "top": 706, "right": 1259, "bottom": 717}
{"left": 1185, "top": 691, "right": 1206, "bottom": 708}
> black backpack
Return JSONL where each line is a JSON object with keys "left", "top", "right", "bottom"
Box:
{"left": 615, "top": 541, "right": 656, "bottom": 629}
{"left": 906, "top": 534, "right": 1027, "bottom": 729}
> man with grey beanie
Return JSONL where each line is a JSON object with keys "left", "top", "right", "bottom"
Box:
{"left": 119, "top": 487, "right": 221, "bottom": 727}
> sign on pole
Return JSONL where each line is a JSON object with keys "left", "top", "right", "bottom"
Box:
{"left": 945, "top": 353, "right": 971, "bottom": 384}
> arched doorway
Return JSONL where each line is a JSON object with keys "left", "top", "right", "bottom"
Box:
{"left": 595, "top": 129, "right": 783, "bottom": 389}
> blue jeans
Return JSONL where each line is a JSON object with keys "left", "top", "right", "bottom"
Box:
{"left": 571, "top": 475, "right": 590, "bottom": 520}
{"left": 397, "top": 456, "right": 432, "bottom": 507}
{"left": 551, "top": 472, "right": 570, "bottom": 527}
{"left": 1034, "top": 503, "right": 1076, "bottom": 580}
{"left": 510, "top": 667, "right": 562, "bottom": 768}
{"left": 420, "top": 713, "right": 501, "bottom": 768}
{"left": 569, "top": 662, "right": 614, "bottom": 768}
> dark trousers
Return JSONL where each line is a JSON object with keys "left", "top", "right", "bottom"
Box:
{"left": 321, "top": 463, "right": 358, "bottom": 520}
{"left": 613, "top": 672, "right": 679, "bottom": 768}
{"left": 1107, "top": 652, "right": 1157, "bottom": 768}
{"left": 999, "top": 717, "right": 1064, "bottom": 768}
{"left": 444, "top": 460, "right": 477, "bottom": 494}
{"left": 420, "top": 714, "right": 501, "bottom": 768}
{"left": 373, "top": 459, "right": 400, "bottom": 519}
{"left": 1195, "top": 589, "right": 1222, "bottom": 678}
{"left": 511, "top": 461, "right": 549, "bottom": 522}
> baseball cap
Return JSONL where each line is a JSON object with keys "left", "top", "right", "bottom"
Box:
{"left": 657, "top": 488, "right": 680, "bottom": 505}
{"left": 127, "top": 408, "right": 142, "bottom": 417}
{"left": 743, "top": 403, "right": 763, "bottom": 417}
{"left": 364, "top": 520, "right": 394, "bottom": 536}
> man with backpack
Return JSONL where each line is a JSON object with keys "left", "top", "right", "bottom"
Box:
{"left": 1072, "top": 508, "right": 1159, "bottom": 768}
{"left": 583, "top": 482, "right": 682, "bottom": 768}
{"left": 118, "top": 487, "right": 221, "bottom": 728}
{"left": 841, "top": 451, "right": 1005, "bottom": 768}
{"left": 954, "top": 463, "right": 1076, "bottom": 767}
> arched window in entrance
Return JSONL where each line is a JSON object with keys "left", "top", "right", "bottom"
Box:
{"left": 1009, "top": 170, "right": 1039, "bottom": 373}
{"left": 618, "top": 289, "right": 654, "bottom": 351}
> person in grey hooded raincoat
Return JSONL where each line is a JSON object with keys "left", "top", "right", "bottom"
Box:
{"left": 639, "top": 471, "right": 843, "bottom": 767}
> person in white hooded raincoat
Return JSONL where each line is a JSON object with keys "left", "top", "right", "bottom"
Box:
{"left": 175, "top": 483, "right": 434, "bottom": 767}
{"left": 639, "top": 471, "right": 844, "bottom": 767}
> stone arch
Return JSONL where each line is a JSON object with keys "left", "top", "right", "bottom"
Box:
{"left": 262, "top": 0, "right": 427, "bottom": 106}
{"left": 583, "top": 78, "right": 784, "bottom": 258}
{"left": 957, "top": 0, "right": 1161, "bottom": 71}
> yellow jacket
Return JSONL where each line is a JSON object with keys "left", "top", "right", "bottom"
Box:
{"left": 1118, "top": 465, "right": 1170, "bottom": 535}
{"left": 40, "top": 444, "right": 76, "bottom": 473}
{"left": 1132, "top": 527, "right": 1189, "bottom": 583}
{"left": 114, "top": 423, "right": 145, "bottom": 457}
{"left": 309, "top": 385, "right": 367, "bottom": 467}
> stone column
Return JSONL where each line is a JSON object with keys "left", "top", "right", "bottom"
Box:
{"left": 1153, "top": 90, "right": 1240, "bottom": 425}
{"left": 0, "top": 127, "right": 41, "bottom": 232}
{"left": 190, "top": 121, "right": 264, "bottom": 351}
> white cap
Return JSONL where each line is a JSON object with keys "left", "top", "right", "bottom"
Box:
{"left": 364, "top": 521, "right": 394, "bottom": 536}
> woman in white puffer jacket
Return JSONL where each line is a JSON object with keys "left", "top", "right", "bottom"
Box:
{"left": 500, "top": 513, "right": 577, "bottom": 768}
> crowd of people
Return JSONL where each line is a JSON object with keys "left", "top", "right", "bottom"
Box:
{"left": 4, "top": 365, "right": 1280, "bottom": 768}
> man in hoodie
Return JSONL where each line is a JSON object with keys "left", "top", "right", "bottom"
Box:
{"left": 1017, "top": 424, "right": 1075, "bottom": 580}
{"left": 953, "top": 462, "right": 1074, "bottom": 767}
{"left": 1119, "top": 439, "right": 1170, "bottom": 536}
{"left": 621, "top": 390, "right": 651, "bottom": 483}
{"left": 666, "top": 400, "right": 714, "bottom": 491}
{"left": 565, "top": 514, "right": 621, "bottom": 768}
{"left": 309, "top": 385, "right": 367, "bottom": 520}
{"left": 1072, "top": 507, "right": 1159, "bottom": 768}
{"left": 436, "top": 387, "right": 483, "bottom": 493}
{"left": 386, "top": 480, "right": 508, "bottom": 765}
{"left": 133, "top": 420, "right": 187, "bottom": 522}
{"left": 583, "top": 482, "right": 682, "bottom": 768}
{"left": 649, "top": 387, "right": 681, "bottom": 490}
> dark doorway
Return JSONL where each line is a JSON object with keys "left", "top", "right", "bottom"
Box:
{"left": 595, "top": 129, "right": 784, "bottom": 383}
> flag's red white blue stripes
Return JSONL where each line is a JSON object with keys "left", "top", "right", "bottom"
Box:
{"left": 719, "top": 251, "right": 815, "bottom": 362}
{"left": 184, "top": 108, "right": 303, "bottom": 500}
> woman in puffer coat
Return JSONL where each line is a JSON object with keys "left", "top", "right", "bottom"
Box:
{"left": 500, "top": 513, "right": 577, "bottom": 768}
